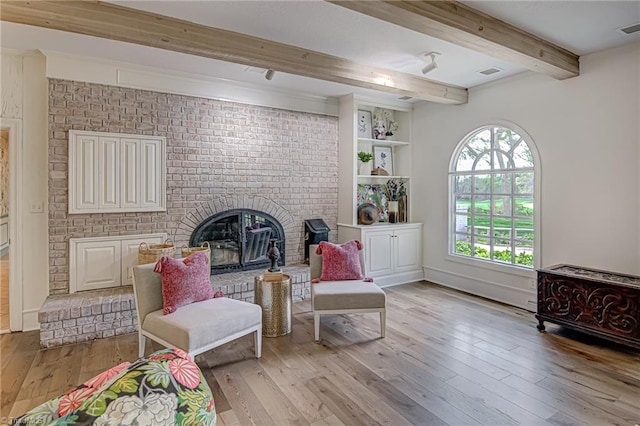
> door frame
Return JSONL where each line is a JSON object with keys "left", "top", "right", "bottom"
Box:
{"left": 1, "top": 118, "right": 23, "bottom": 331}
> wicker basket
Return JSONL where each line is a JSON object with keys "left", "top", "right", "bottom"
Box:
{"left": 181, "top": 242, "right": 211, "bottom": 268}
{"left": 138, "top": 239, "right": 175, "bottom": 265}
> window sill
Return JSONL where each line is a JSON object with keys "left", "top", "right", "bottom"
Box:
{"left": 445, "top": 253, "right": 536, "bottom": 279}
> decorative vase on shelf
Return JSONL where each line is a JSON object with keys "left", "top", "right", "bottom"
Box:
{"left": 388, "top": 200, "right": 399, "bottom": 223}
{"left": 385, "top": 133, "right": 394, "bottom": 141}
{"left": 374, "top": 121, "right": 386, "bottom": 140}
{"left": 359, "top": 161, "right": 372, "bottom": 176}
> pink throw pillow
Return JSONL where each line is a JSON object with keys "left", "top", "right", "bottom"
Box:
{"left": 154, "top": 252, "right": 214, "bottom": 314}
{"left": 316, "top": 240, "right": 364, "bottom": 281}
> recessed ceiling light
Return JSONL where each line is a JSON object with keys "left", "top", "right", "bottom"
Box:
{"left": 478, "top": 67, "right": 502, "bottom": 76}
{"left": 618, "top": 22, "right": 640, "bottom": 35}
{"left": 398, "top": 96, "right": 412, "bottom": 100}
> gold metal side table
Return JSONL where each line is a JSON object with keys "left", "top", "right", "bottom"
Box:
{"left": 254, "top": 274, "right": 292, "bottom": 337}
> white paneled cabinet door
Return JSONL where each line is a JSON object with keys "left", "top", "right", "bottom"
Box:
{"left": 140, "top": 139, "right": 163, "bottom": 210}
{"left": 393, "top": 226, "right": 422, "bottom": 272}
{"left": 75, "top": 240, "right": 121, "bottom": 292}
{"left": 73, "top": 134, "right": 99, "bottom": 212}
{"left": 69, "top": 131, "right": 166, "bottom": 213}
{"left": 365, "top": 229, "right": 394, "bottom": 276}
{"left": 98, "top": 137, "right": 120, "bottom": 209}
{"left": 121, "top": 138, "right": 139, "bottom": 209}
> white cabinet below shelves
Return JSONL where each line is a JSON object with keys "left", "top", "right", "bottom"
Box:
{"left": 70, "top": 233, "right": 166, "bottom": 293}
{"left": 69, "top": 130, "right": 166, "bottom": 214}
{"left": 338, "top": 223, "right": 423, "bottom": 287}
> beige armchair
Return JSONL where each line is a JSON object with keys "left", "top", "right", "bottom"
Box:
{"left": 132, "top": 262, "right": 262, "bottom": 359}
{"left": 310, "top": 244, "right": 386, "bottom": 341}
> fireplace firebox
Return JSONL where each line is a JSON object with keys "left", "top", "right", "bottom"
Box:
{"left": 189, "top": 209, "right": 285, "bottom": 274}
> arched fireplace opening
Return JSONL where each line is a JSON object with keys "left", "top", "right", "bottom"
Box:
{"left": 189, "top": 209, "right": 285, "bottom": 274}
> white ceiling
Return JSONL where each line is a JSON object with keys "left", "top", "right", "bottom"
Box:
{"left": 1, "top": 1, "right": 639, "bottom": 102}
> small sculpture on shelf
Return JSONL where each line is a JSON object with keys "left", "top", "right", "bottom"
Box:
{"left": 267, "top": 239, "right": 281, "bottom": 272}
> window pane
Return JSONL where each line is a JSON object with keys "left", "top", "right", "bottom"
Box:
{"left": 492, "top": 238, "right": 512, "bottom": 263}
{"left": 492, "top": 173, "right": 512, "bottom": 194}
{"left": 454, "top": 175, "right": 472, "bottom": 194}
{"left": 515, "top": 172, "right": 534, "bottom": 194}
{"left": 515, "top": 247, "right": 534, "bottom": 267}
{"left": 492, "top": 225, "right": 512, "bottom": 239}
{"left": 474, "top": 152, "right": 492, "bottom": 170}
{"left": 472, "top": 195, "right": 490, "bottom": 214}
{"left": 476, "top": 226, "right": 490, "bottom": 236}
{"left": 467, "top": 129, "right": 491, "bottom": 153}
{"left": 455, "top": 147, "right": 477, "bottom": 171}
{"left": 455, "top": 214, "right": 469, "bottom": 233}
{"left": 515, "top": 197, "right": 534, "bottom": 217}
{"left": 470, "top": 214, "right": 489, "bottom": 235}
{"left": 516, "top": 229, "right": 534, "bottom": 241}
{"left": 492, "top": 196, "right": 512, "bottom": 216}
{"left": 473, "top": 174, "right": 491, "bottom": 193}
{"left": 513, "top": 141, "right": 534, "bottom": 168}
{"left": 455, "top": 195, "right": 470, "bottom": 213}
{"left": 454, "top": 234, "right": 471, "bottom": 256}
{"left": 495, "top": 127, "right": 521, "bottom": 151}
{"left": 473, "top": 234, "right": 490, "bottom": 245}
{"left": 493, "top": 151, "right": 513, "bottom": 171}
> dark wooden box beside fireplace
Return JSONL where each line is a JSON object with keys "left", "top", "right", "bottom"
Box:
{"left": 536, "top": 264, "right": 640, "bottom": 349}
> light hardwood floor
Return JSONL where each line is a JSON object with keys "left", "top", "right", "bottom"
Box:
{"left": 0, "top": 254, "right": 8, "bottom": 333}
{"left": 2, "top": 282, "right": 639, "bottom": 425}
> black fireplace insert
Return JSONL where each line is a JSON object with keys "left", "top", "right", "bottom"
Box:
{"left": 189, "top": 209, "right": 285, "bottom": 274}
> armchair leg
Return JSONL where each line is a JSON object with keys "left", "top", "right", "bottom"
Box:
{"left": 314, "top": 312, "right": 320, "bottom": 341}
{"left": 138, "top": 334, "right": 146, "bottom": 358}
{"left": 380, "top": 310, "right": 386, "bottom": 338}
{"left": 254, "top": 330, "right": 262, "bottom": 358}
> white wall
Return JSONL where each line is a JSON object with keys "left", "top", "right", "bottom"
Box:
{"left": 412, "top": 43, "right": 640, "bottom": 309}
{"left": 0, "top": 50, "right": 49, "bottom": 331}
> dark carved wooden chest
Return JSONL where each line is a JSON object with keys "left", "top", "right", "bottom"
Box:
{"left": 536, "top": 264, "right": 640, "bottom": 349}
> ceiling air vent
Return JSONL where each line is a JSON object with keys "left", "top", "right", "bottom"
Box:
{"left": 478, "top": 67, "right": 502, "bottom": 76}
{"left": 398, "top": 96, "right": 413, "bottom": 101}
{"left": 618, "top": 23, "right": 640, "bottom": 35}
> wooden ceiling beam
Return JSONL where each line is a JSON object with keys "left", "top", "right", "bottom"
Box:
{"left": 0, "top": 1, "right": 468, "bottom": 104}
{"left": 329, "top": 0, "right": 580, "bottom": 80}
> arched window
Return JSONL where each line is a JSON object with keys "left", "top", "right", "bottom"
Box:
{"left": 450, "top": 125, "right": 537, "bottom": 268}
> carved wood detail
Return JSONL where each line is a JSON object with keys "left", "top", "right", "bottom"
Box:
{"left": 536, "top": 266, "right": 640, "bottom": 349}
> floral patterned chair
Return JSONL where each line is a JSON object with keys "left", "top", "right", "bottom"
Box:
{"left": 14, "top": 348, "right": 216, "bottom": 425}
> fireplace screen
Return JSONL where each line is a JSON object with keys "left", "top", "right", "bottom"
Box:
{"left": 189, "top": 209, "right": 285, "bottom": 274}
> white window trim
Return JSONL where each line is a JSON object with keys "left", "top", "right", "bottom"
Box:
{"left": 447, "top": 120, "right": 542, "bottom": 272}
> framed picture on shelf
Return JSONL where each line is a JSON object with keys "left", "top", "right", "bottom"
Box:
{"left": 357, "top": 110, "right": 373, "bottom": 139}
{"left": 373, "top": 146, "right": 393, "bottom": 175}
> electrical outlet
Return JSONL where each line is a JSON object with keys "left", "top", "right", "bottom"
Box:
{"left": 528, "top": 278, "right": 536, "bottom": 290}
{"left": 29, "top": 201, "right": 44, "bottom": 213}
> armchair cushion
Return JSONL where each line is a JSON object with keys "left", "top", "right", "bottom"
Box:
{"left": 143, "top": 297, "right": 262, "bottom": 353}
{"left": 316, "top": 240, "right": 364, "bottom": 281}
{"left": 312, "top": 280, "right": 386, "bottom": 310}
{"left": 154, "top": 252, "right": 214, "bottom": 314}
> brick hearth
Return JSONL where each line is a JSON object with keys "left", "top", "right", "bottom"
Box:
{"left": 39, "top": 264, "right": 310, "bottom": 348}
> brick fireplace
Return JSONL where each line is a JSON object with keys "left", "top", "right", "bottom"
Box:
{"left": 48, "top": 78, "right": 339, "bottom": 295}
{"left": 41, "top": 79, "right": 338, "bottom": 347}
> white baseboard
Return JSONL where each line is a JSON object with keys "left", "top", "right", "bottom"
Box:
{"left": 423, "top": 266, "right": 536, "bottom": 310}
{"left": 375, "top": 270, "right": 425, "bottom": 288}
